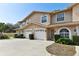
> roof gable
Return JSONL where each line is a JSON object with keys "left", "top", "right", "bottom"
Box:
{"left": 18, "top": 3, "right": 79, "bottom": 23}
{"left": 20, "top": 23, "right": 46, "bottom": 30}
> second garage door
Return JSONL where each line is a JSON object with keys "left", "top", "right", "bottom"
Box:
{"left": 35, "top": 30, "right": 46, "bottom": 40}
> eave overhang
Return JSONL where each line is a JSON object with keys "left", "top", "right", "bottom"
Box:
{"left": 16, "top": 23, "right": 46, "bottom": 31}
{"left": 46, "top": 21, "right": 79, "bottom": 28}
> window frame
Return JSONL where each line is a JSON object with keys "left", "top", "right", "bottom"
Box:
{"left": 60, "top": 29, "right": 69, "bottom": 38}
{"left": 41, "top": 15, "right": 48, "bottom": 23}
{"left": 57, "top": 13, "right": 64, "bottom": 22}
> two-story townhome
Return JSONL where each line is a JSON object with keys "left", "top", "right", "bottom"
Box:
{"left": 16, "top": 3, "right": 79, "bottom": 41}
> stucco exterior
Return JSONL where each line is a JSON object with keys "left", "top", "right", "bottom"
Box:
{"left": 17, "top": 3, "right": 79, "bottom": 40}
{"left": 25, "top": 12, "right": 51, "bottom": 26}
{"left": 51, "top": 10, "right": 72, "bottom": 24}
{"left": 72, "top": 4, "right": 79, "bottom": 21}
{"left": 21, "top": 24, "right": 47, "bottom": 40}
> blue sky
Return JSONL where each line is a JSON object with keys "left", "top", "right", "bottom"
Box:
{"left": 0, "top": 3, "right": 71, "bottom": 24}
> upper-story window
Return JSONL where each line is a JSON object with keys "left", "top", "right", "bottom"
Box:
{"left": 21, "top": 22, "right": 26, "bottom": 26}
{"left": 57, "top": 13, "right": 64, "bottom": 21}
{"left": 41, "top": 15, "right": 48, "bottom": 23}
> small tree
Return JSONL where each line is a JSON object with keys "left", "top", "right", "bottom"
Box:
{"left": 0, "top": 23, "right": 6, "bottom": 33}
{"left": 0, "top": 22, "right": 17, "bottom": 33}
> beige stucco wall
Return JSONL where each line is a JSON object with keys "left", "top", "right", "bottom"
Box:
{"left": 24, "top": 24, "right": 43, "bottom": 29}
{"left": 51, "top": 10, "right": 72, "bottom": 24}
{"left": 26, "top": 13, "right": 51, "bottom": 26}
{"left": 72, "top": 4, "right": 79, "bottom": 21}
{"left": 64, "top": 10, "right": 72, "bottom": 22}
{"left": 21, "top": 24, "right": 47, "bottom": 40}
{"left": 19, "top": 22, "right": 26, "bottom": 28}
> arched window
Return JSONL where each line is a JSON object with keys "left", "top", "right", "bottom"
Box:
{"left": 60, "top": 29, "right": 69, "bottom": 38}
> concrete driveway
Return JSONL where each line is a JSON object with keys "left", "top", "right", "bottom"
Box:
{"left": 0, "top": 39, "right": 53, "bottom": 56}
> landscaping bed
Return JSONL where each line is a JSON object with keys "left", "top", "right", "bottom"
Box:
{"left": 3, "top": 33, "right": 15, "bottom": 38}
{"left": 46, "top": 43, "right": 76, "bottom": 56}
{"left": 54, "top": 35, "right": 79, "bottom": 46}
{"left": 0, "top": 33, "right": 9, "bottom": 39}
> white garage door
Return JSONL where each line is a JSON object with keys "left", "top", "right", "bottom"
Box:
{"left": 35, "top": 30, "right": 46, "bottom": 40}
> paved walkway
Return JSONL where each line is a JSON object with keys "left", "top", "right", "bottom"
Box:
{"left": 0, "top": 39, "right": 53, "bottom": 56}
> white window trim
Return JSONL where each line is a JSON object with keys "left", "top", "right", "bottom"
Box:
{"left": 58, "top": 27, "right": 72, "bottom": 39}
{"left": 40, "top": 15, "right": 48, "bottom": 24}
{"left": 56, "top": 13, "right": 64, "bottom": 22}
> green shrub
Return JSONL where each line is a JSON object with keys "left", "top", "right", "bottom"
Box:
{"left": 54, "top": 35, "right": 60, "bottom": 42}
{"left": 20, "top": 34, "right": 25, "bottom": 38}
{"left": 72, "top": 35, "right": 79, "bottom": 42}
{"left": 14, "top": 34, "right": 25, "bottom": 38}
{"left": 72, "top": 35, "right": 79, "bottom": 45}
{"left": 56, "top": 38, "right": 73, "bottom": 45}
{"left": 0, "top": 34, "right": 9, "bottom": 39}
{"left": 14, "top": 34, "right": 18, "bottom": 38}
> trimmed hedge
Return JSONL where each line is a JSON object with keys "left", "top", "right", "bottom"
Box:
{"left": 56, "top": 38, "right": 73, "bottom": 45}
{"left": 54, "top": 35, "right": 79, "bottom": 45}
{"left": 14, "top": 34, "right": 18, "bottom": 38}
{"left": 72, "top": 35, "right": 79, "bottom": 45}
{"left": 72, "top": 35, "right": 79, "bottom": 42}
{"left": 14, "top": 34, "right": 25, "bottom": 38}
{"left": 19, "top": 34, "right": 25, "bottom": 38}
{"left": 54, "top": 35, "right": 60, "bottom": 42}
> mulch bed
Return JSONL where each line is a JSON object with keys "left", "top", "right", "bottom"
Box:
{"left": 46, "top": 43, "right": 76, "bottom": 56}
